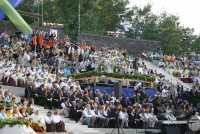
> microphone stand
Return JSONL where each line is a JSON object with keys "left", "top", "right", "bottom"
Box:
{"left": 110, "top": 111, "right": 125, "bottom": 134}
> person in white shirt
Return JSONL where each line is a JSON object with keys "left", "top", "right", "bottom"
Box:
{"left": 158, "top": 61, "right": 165, "bottom": 69}
{"left": 119, "top": 108, "right": 129, "bottom": 128}
{"left": 52, "top": 109, "right": 66, "bottom": 132}
{"left": 148, "top": 109, "right": 158, "bottom": 128}
{"left": 167, "top": 110, "right": 176, "bottom": 120}
{"left": 34, "top": 78, "right": 41, "bottom": 88}
{"left": 162, "top": 86, "right": 169, "bottom": 102}
{"left": 59, "top": 79, "right": 68, "bottom": 89}
{"left": 99, "top": 105, "right": 109, "bottom": 127}
{"left": 73, "top": 81, "right": 81, "bottom": 90}
{"left": 44, "top": 111, "right": 52, "bottom": 125}
{"left": 46, "top": 78, "right": 52, "bottom": 88}
{"left": 143, "top": 109, "right": 153, "bottom": 128}
{"left": 29, "top": 67, "right": 36, "bottom": 76}
{"left": 79, "top": 104, "right": 96, "bottom": 128}
{"left": 0, "top": 66, "right": 4, "bottom": 82}
{"left": 139, "top": 109, "right": 148, "bottom": 129}
{"left": 60, "top": 98, "right": 71, "bottom": 118}
{"left": 91, "top": 104, "right": 105, "bottom": 128}
{"left": 66, "top": 81, "right": 72, "bottom": 91}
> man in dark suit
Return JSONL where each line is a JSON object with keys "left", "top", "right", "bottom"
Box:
{"left": 89, "top": 90, "right": 94, "bottom": 100}
{"left": 30, "top": 85, "right": 39, "bottom": 105}
{"left": 77, "top": 90, "right": 84, "bottom": 100}
{"left": 24, "top": 82, "right": 34, "bottom": 98}
{"left": 76, "top": 99, "right": 83, "bottom": 109}
{"left": 120, "top": 97, "right": 131, "bottom": 108}
{"left": 128, "top": 108, "right": 136, "bottom": 128}
{"left": 69, "top": 101, "right": 83, "bottom": 122}
{"left": 140, "top": 87, "right": 147, "bottom": 102}
{"left": 98, "top": 94, "right": 105, "bottom": 105}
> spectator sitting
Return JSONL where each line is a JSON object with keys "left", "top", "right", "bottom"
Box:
{"left": 1, "top": 105, "right": 9, "bottom": 119}
{"left": 30, "top": 108, "right": 46, "bottom": 132}
{"left": 4, "top": 106, "right": 14, "bottom": 119}
{"left": 51, "top": 109, "right": 66, "bottom": 132}
{"left": 44, "top": 111, "right": 55, "bottom": 132}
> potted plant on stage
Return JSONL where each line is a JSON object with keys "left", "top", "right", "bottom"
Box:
{"left": 98, "top": 63, "right": 107, "bottom": 72}
{"left": 113, "top": 65, "right": 119, "bottom": 73}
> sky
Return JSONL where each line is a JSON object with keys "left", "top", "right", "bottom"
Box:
{"left": 129, "top": 0, "right": 200, "bottom": 35}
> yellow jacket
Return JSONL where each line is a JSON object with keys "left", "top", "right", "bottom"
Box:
{"left": 5, "top": 111, "right": 14, "bottom": 119}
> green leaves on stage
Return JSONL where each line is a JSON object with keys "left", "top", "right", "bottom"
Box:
{"left": 67, "top": 71, "right": 155, "bottom": 82}
{"left": 0, "top": 0, "right": 32, "bottom": 34}
{"left": 0, "top": 118, "right": 30, "bottom": 129}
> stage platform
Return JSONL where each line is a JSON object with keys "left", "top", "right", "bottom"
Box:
{"left": 81, "top": 83, "right": 157, "bottom": 98}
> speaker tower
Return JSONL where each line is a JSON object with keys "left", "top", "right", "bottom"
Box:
{"left": 114, "top": 82, "right": 122, "bottom": 98}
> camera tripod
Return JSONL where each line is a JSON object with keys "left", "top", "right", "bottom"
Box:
{"left": 110, "top": 112, "right": 125, "bottom": 134}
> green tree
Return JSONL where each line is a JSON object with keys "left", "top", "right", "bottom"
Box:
{"left": 16, "top": 0, "right": 39, "bottom": 25}
{"left": 156, "top": 11, "right": 182, "bottom": 55}
{"left": 190, "top": 35, "right": 200, "bottom": 56}
{"left": 80, "top": 0, "right": 105, "bottom": 34}
{"left": 94, "top": 0, "right": 130, "bottom": 32}
{"left": 179, "top": 27, "right": 195, "bottom": 53}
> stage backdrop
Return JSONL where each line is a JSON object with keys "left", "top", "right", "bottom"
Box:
{"left": 91, "top": 86, "right": 156, "bottom": 98}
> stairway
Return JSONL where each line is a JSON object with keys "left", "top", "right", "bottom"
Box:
{"left": 144, "top": 61, "right": 191, "bottom": 88}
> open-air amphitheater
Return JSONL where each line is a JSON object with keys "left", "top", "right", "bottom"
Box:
{"left": 1, "top": 1, "right": 200, "bottom": 134}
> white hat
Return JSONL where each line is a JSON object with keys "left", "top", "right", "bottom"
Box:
{"left": 33, "top": 108, "right": 39, "bottom": 113}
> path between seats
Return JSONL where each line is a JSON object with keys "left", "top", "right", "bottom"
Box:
{"left": 144, "top": 61, "right": 191, "bottom": 89}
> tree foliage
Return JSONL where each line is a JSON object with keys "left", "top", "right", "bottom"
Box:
{"left": 15, "top": 0, "right": 199, "bottom": 55}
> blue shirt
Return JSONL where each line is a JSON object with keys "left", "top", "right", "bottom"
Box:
{"left": 64, "top": 67, "right": 71, "bottom": 74}
{"left": 0, "top": 112, "right": 9, "bottom": 119}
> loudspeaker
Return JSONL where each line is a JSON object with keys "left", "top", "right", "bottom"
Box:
{"left": 133, "top": 61, "right": 138, "bottom": 69}
{"left": 114, "top": 82, "right": 122, "bottom": 98}
{"left": 166, "top": 126, "right": 179, "bottom": 134}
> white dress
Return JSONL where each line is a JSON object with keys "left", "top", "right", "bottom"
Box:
{"left": 13, "top": 112, "right": 23, "bottom": 118}
{"left": 30, "top": 113, "right": 46, "bottom": 128}
{"left": 52, "top": 115, "right": 62, "bottom": 123}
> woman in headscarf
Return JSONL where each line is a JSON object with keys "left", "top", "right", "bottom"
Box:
{"left": 30, "top": 108, "right": 46, "bottom": 132}
{"left": 44, "top": 111, "right": 56, "bottom": 132}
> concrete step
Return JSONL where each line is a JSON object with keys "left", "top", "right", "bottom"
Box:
{"left": 73, "top": 132, "right": 105, "bottom": 134}
{"left": 37, "top": 132, "right": 104, "bottom": 134}
{"left": 94, "top": 128, "right": 161, "bottom": 134}
{"left": 37, "top": 132, "right": 72, "bottom": 134}
{"left": 1, "top": 85, "right": 24, "bottom": 96}
{"left": 25, "top": 127, "right": 37, "bottom": 134}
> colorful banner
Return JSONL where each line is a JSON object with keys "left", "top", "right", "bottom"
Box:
{"left": 0, "top": 0, "right": 32, "bottom": 34}
{"left": 0, "top": 0, "right": 24, "bottom": 20}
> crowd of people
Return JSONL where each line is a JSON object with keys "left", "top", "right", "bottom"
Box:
{"left": 0, "top": 86, "right": 66, "bottom": 132}
{"left": 143, "top": 51, "right": 200, "bottom": 84}
{"left": 0, "top": 29, "right": 200, "bottom": 134}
